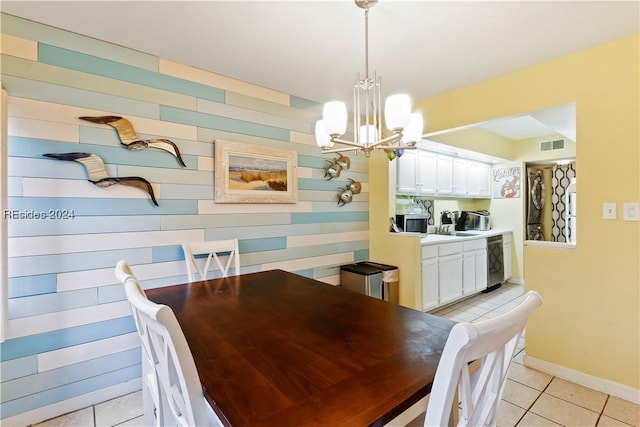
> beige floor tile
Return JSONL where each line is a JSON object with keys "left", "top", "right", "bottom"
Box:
{"left": 114, "top": 415, "right": 145, "bottom": 426}
{"left": 530, "top": 393, "right": 600, "bottom": 426}
{"left": 517, "top": 411, "right": 563, "bottom": 426}
{"left": 502, "top": 379, "right": 541, "bottom": 410}
{"left": 512, "top": 349, "right": 525, "bottom": 365}
{"left": 603, "top": 396, "right": 640, "bottom": 427}
{"left": 507, "top": 363, "right": 553, "bottom": 391}
{"left": 545, "top": 377, "right": 607, "bottom": 412}
{"left": 598, "top": 414, "right": 636, "bottom": 427}
{"left": 95, "top": 390, "right": 143, "bottom": 427}
{"left": 456, "top": 304, "right": 489, "bottom": 316}
{"left": 497, "top": 400, "right": 527, "bottom": 426}
{"left": 32, "top": 407, "right": 94, "bottom": 427}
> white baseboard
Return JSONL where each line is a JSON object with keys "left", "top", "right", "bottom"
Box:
{"left": 525, "top": 355, "right": 640, "bottom": 404}
{"left": 1, "top": 379, "right": 142, "bottom": 427}
{"left": 506, "top": 278, "right": 524, "bottom": 286}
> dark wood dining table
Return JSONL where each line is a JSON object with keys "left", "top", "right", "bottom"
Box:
{"left": 145, "top": 269, "right": 455, "bottom": 427}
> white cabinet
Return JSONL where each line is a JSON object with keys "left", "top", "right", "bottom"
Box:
{"left": 437, "top": 242, "right": 463, "bottom": 305}
{"left": 397, "top": 149, "right": 418, "bottom": 193}
{"left": 503, "top": 232, "right": 513, "bottom": 281}
{"left": 421, "top": 245, "right": 439, "bottom": 311}
{"left": 453, "top": 158, "right": 468, "bottom": 196}
{"left": 417, "top": 150, "right": 437, "bottom": 195}
{"left": 435, "top": 154, "right": 453, "bottom": 195}
{"left": 462, "top": 238, "right": 488, "bottom": 295}
{"left": 397, "top": 149, "right": 491, "bottom": 199}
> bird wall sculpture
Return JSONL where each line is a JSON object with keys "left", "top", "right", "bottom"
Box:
{"left": 79, "top": 116, "right": 186, "bottom": 167}
{"left": 43, "top": 152, "right": 159, "bottom": 206}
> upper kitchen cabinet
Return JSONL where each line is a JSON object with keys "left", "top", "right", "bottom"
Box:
{"left": 397, "top": 147, "right": 491, "bottom": 199}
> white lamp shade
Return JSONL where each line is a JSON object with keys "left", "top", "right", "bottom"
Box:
{"left": 384, "top": 94, "right": 412, "bottom": 130}
{"left": 315, "top": 120, "right": 334, "bottom": 148}
{"left": 403, "top": 113, "right": 424, "bottom": 143}
{"left": 358, "top": 125, "right": 378, "bottom": 145}
{"left": 322, "top": 101, "right": 348, "bottom": 136}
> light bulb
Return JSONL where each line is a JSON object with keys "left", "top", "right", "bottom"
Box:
{"left": 315, "top": 120, "right": 334, "bottom": 148}
{"left": 322, "top": 101, "right": 348, "bottom": 136}
{"left": 402, "top": 113, "right": 424, "bottom": 144}
{"left": 384, "top": 94, "right": 411, "bottom": 131}
{"left": 359, "top": 125, "right": 378, "bottom": 146}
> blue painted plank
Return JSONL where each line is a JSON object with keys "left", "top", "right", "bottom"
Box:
{"left": 298, "top": 178, "right": 363, "bottom": 191}
{"left": 8, "top": 275, "right": 57, "bottom": 298}
{"left": 1, "top": 76, "right": 160, "bottom": 119}
{"left": 8, "top": 249, "right": 151, "bottom": 278}
{"left": 289, "top": 96, "right": 321, "bottom": 112}
{"left": 7, "top": 197, "right": 198, "bottom": 216}
{"left": 0, "top": 316, "right": 136, "bottom": 362}
{"left": 290, "top": 212, "right": 369, "bottom": 224}
{"left": 160, "top": 184, "right": 214, "bottom": 200}
{"left": 98, "top": 284, "right": 125, "bottom": 305}
{"left": 354, "top": 249, "right": 370, "bottom": 262}
{"left": 238, "top": 237, "right": 287, "bottom": 254}
{"left": 0, "top": 364, "right": 141, "bottom": 418}
{"left": 0, "top": 356, "right": 38, "bottom": 383}
{"left": 160, "top": 106, "right": 290, "bottom": 142}
{"left": 8, "top": 288, "right": 98, "bottom": 319}
{"left": 0, "top": 14, "right": 157, "bottom": 71}
{"left": 39, "top": 44, "right": 224, "bottom": 103}
{"left": 1, "top": 348, "right": 140, "bottom": 402}
{"left": 292, "top": 268, "right": 314, "bottom": 278}
{"left": 152, "top": 245, "right": 184, "bottom": 263}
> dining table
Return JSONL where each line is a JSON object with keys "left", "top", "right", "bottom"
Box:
{"left": 145, "top": 269, "right": 456, "bottom": 427}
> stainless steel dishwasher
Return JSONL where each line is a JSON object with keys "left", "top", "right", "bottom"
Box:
{"left": 485, "top": 235, "right": 504, "bottom": 292}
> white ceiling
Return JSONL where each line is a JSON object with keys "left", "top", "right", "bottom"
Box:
{"left": 2, "top": 1, "right": 638, "bottom": 139}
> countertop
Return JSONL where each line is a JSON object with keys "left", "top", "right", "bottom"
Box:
{"left": 389, "top": 229, "right": 511, "bottom": 245}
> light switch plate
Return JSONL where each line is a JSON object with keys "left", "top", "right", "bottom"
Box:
{"left": 603, "top": 202, "right": 617, "bottom": 220}
{"left": 623, "top": 202, "right": 640, "bottom": 221}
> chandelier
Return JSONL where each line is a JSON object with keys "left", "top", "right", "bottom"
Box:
{"left": 315, "top": 0, "right": 423, "bottom": 157}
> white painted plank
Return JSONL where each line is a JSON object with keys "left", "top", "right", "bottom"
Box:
{"left": 38, "top": 332, "right": 140, "bottom": 372}
{"left": 8, "top": 229, "right": 203, "bottom": 257}
{"left": 197, "top": 156, "right": 214, "bottom": 172}
{"left": 1, "top": 33, "right": 38, "bottom": 61}
{"left": 8, "top": 116, "right": 79, "bottom": 142}
{"left": 57, "top": 260, "right": 190, "bottom": 292}
{"left": 261, "top": 252, "right": 354, "bottom": 272}
{"left": 22, "top": 177, "right": 162, "bottom": 201}
{"left": 287, "top": 230, "right": 369, "bottom": 248}
{"left": 198, "top": 200, "right": 312, "bottom": 214}
{"left": 6, "top": 300, "right": 132, "bottom": 339}
{"left": 159, "top": 58, "right": 290, "bottom": 106}
{"left": 297, "top": 166, "right": 312, "bottom": 179}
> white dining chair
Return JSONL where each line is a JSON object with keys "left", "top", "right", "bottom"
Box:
{"left": 385, "top": 290, "right": 543, "bottom": 427}
{"left": 182, "top": 239, "right": 240, "bottom": 282}
{"left": 115, "top": 260, "right": 223, "bottom": 427}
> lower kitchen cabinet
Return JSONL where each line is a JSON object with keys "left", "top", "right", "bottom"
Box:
{"left": 421, "top": 257, "right": 439, "bottom": 311}
{"left": 462, "top": 238, "right": 488, "bottom": 295}
{"left": 439, "top": 252, "right": 463, "bottom": 304}
{"left": 503, "top": 232, "right": 513, "bottom": 280}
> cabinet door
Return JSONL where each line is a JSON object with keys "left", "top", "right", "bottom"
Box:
{"left": 477, "top": 163, "right": 491, "bottom": 197}
{"left": 462, "top": 251, "right": 476, "bottom": 295}
{"left": 453, "top": 158, "right": 468, "bottom": 196}
{"left": 422, "top": 257, "right": 439, "bottom": 311}
{"left": 417, "top": 150, "right": 437, "bottom": 195}
{"left": 397, "top": 149, "right": 418, "bottom": 194}
{"left": 467, "top": 161, "right": 481, "bottom": 196}
{"left": 475, "top": 248, "right": 488, "bottom": 290}
{"left": 436, "top": 154, "right": 453, "bottom": 195}
{"left": 439, "top": 253, "right": 463, "bottom": 304}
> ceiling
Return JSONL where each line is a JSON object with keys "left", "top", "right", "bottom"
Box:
{"left": 2, "top": 1, "right": 638, "bottom": 140}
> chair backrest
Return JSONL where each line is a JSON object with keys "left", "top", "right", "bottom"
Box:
{"left": 115, "top": 260, "right": 212, "bottom": 427}
{"left": 424, "top": 290, "right": 543, "bottom": 427}
{"left": 182, "top": 239, "right": 240, "bottom": 282}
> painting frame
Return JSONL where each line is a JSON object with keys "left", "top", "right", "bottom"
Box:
{"left": 215, "top": 140, "right": 298, "bottom": 204}
{"left": 492, "top": 166, "right": 521, "bottom": 199}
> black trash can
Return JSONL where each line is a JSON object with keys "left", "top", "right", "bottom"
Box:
{"left": 360, "top": 262, "right": 399, "bottom": 304}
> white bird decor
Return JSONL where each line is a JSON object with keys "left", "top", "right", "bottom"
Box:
{"left": 79, "top": 116, "right": 186, "bottom": 167}
{"left": 43, "top": 152, "right": 159, "bottom": 206}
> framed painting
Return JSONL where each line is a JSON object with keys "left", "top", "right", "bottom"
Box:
{"left": 215, "top": 140, "right": 298, "bottom": 204}
{"left": 492, "top": 166, "right": 521, "bottom": 199}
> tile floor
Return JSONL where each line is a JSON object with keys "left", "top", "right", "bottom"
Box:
{"left": 31, "top": 282, "right": 639, "bottom": 427}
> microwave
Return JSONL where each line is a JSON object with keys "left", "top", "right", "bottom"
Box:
{"left": 395, "top": 214, "right": 428, "bottom": 233}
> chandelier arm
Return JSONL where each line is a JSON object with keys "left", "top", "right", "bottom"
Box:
{"left": 330, "top": 137, "right": 370, "bottom": 148}
{"left": 377, "top": 144, "right": 418, "bottom": 150}
{"left": 321, "top": 146, "right": 362, "bottom": 154}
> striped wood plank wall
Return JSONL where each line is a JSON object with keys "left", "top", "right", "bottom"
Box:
{"left": 0, "top": 14, "right": 370, "bottom": 425}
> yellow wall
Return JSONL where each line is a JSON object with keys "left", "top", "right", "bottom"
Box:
{"left": 372, "top": 34, "right": 640, "bottom": 390}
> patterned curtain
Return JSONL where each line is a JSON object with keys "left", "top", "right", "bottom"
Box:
{"left": 551, "top": 162, "right": 577, "bottom": 242}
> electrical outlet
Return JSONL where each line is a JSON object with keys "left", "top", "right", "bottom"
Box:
{"left": 603, "top": 202, "right": 617, "bottom": 220}
{"left": 623, "top": 202, "right": 640, "bottom": 221}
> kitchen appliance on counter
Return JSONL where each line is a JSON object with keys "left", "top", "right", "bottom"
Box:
{"left": 395, "top": 214, "right": 428, "bottom": 233}
{"left": 440, "top": 211, "right": 455, "bottom": 224}
{"left": 455, "top": 210, "right": 491, "bottom": 231}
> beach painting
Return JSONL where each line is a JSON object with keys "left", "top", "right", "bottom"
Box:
{"left": 215, "top": 140, "right": 298, "bottom": 203}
